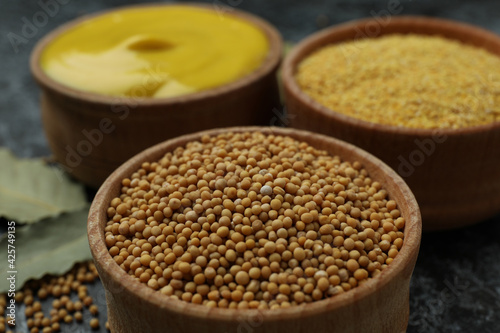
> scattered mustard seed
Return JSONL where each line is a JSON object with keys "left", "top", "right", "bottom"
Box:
{"left": 89, "top": 304, "right": 99, "bottom": 315}
{"left": 0, "top": 261, "right": 100, "bottom": 332}
{"left": 90, "top": 318, "right": 100, "bottom": 330}
{"left": 296, "top": 34, "right": 500, "bottom": 129}
{"left": 74, "top": 311, "right": 83, "bottom": 322}
{"left": 14, "top": 292, "right": 24, "bottom": 303}
{"left": 51, "top": 322, "right": 60, "bottom": 332}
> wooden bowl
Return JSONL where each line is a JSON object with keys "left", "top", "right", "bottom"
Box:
{"left": 30, "top": 3, "right": 282, "bottom": 188}
{"left": 88, "top": 126, "right": 421, "bottom": 333}
{"left": 282, "top": 16, "right": 500, "bottom": 230}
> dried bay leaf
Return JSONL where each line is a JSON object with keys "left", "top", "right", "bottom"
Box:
{"left": 0, "top": 148, "right": 87, "bottom": 223}
{"left": 0, "top": 206, "right": 92, "bottom": 293}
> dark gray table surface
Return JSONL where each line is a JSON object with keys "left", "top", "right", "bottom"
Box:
{"left": 1, "top": 0, "right": 500, "bottom": 332}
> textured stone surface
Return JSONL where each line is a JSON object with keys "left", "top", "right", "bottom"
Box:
{"left": 1, "top": 0, "right": 499, "bottom": 332}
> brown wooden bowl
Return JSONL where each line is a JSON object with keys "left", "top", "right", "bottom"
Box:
{"left": 30, "top": 3, "right": 282, "bottom": 189}
{"left": 88, "top": 126, "right": 421, "bottom": 333}
{"left": 282, "top": 16, "right": 500, "bottom": 230}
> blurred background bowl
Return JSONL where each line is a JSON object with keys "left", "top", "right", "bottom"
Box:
{"left": 282, "top": 16, "right": 500, "bottom": 230}
{"left": 88, "top": 126, "right": 421, "bottom": 333}
{"left": 31, "top": 3, "right": 283, "bottom": 189}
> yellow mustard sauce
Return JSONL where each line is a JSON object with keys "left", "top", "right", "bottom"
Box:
{"left": 41, "top": 6, "right": 269, "bottom": 98}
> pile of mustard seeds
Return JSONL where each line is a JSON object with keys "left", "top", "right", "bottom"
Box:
{"left": 296, "top": 34, "right": 500, "bottom": 129}
{"left": 0, "top": 262, "right": 106, "bottom": 333}
{"left": 106, "top": 132, "right": 405, "bottom": 309}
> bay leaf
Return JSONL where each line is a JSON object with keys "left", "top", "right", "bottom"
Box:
{"left": 0, "top": 206, "right": 92, "bottom": 293}
{"left": 0, "top": 148, "right": 87, "bottom": 223}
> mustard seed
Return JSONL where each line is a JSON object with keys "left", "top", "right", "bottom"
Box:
{"left": 14, "top": 291, "right": 24, "bottom": 303}
{"left": 260, "top": 185, "right": 273, "bottom": 196}
{"left": 25, "top": 306, "right": 34, "bottom": 318}
{"left": 83, "top": 296, "right": 93, "bottom": 307}
{"left": 106, "top": 132, "right": 405, "bottom": 309}
{"left": 37, "top": 288, "right": 48, "bottom": 300}
{"left": 58, "top": 309, "right": 67, "bottom": 318}
{"left": 89, "top": 304, "right": 99, "bottom": 315}
{"left": 51, "top": 323, "right": 60, "bottom": 332}
{"left": 66, "top": 301, "right": 75, "bottom": 312}
{"left": 90, "top": 318, "right": 100, "bottom": 330}
{"left": 24, "top": 294, "right": 34, "bottom": 306}
{"left": 235, "top": 271, "right": 250, "bottom": 286}
{"left": 74, "top": 311, "right": 83, "bottom": 322}
{"left": 41, "top": 317, "right": 51, "bottom": 327}
{"left": 74, "top": 300, "right": 83, "bottom": 311}
{"left": 33, "top": 301, "right": 42, "bottom": 312}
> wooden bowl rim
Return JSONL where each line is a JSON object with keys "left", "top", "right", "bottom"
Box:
{"left": 30, "top": 2, "right": 283, "bottom": 107}
{"left": 282, "top": 15, "right": 500, "bottom": 137}
{"left": 88, "top": 126, "right": 422, "bottom": 322}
